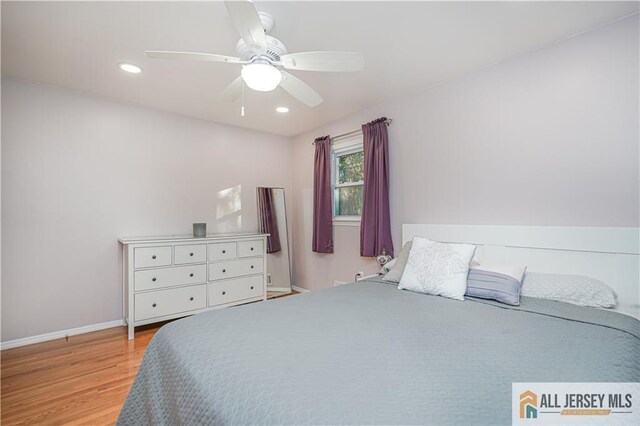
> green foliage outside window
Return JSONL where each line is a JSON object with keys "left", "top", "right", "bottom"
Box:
{"left": 337, "top": 186, "right": 363, "bottom": 216}
{"left": 337, "top": 151, "right": 364, "bottom": 184}
{"left": 335, "top": 151, "right": 364, "bottom": 216}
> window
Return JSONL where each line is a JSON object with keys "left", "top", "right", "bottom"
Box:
{"left": 332, "top": 137, "right": 364, "bottom": 222}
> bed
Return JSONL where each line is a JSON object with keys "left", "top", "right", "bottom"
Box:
{"left": 118, "top": 225, "right": 640, "bottom": 425}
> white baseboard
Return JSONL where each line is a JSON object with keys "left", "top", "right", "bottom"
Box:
{"left": 292, "top": 285, "right": 310, "bottom": 293}
{"left": 267, "top": 287, "right": 292, "bottom": 293}
{"left": 1, "top": 319, "right": 125, "bottom": 350}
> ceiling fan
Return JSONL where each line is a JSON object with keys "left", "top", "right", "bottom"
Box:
{"left": 145, "top": 0, "right": 364, "bottom": 108}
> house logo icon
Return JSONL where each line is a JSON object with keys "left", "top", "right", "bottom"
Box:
{"left": 520, "top": 390, "right": 538, "bottom": 419}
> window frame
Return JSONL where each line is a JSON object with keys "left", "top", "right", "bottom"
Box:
{"left": 331, "top": 136, "right": 364, "bottom": 224}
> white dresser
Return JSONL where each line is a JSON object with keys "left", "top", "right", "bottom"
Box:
{"left": 119, "top": 233, "right": 268, "bottom": 339}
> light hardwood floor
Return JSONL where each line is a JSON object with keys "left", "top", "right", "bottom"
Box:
{"left": 1, "top": 324, "right": 159, "bottom": 425}
{"left": 1, "top": 290, "right": 298, "bottom": 425}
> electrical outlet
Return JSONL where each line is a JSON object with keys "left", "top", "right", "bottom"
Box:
{"left": 267, "top": 274, "right": 272, "bottom": 284}
{"left": 334, "top": 280, "right": 348, "bottom": 287}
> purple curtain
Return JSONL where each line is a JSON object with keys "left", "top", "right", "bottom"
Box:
{"left": 257, "top": 187, "right": 281, "bottom": 254}
{"left": 360, "top": 118, "right": 394, "bottom": 257}
{"left": 312, "top": 135, "right": 334, "bottom": 253}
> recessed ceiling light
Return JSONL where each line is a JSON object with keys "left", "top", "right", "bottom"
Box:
{"left": 276, "top": 106, "right": 289, "bottom": 113}
{"left": 118, "top": 63, "right": 142, "bottom": 74}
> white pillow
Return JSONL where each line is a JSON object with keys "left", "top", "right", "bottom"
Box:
{"left": 521, "top": 272, "right": 617, "bottom": 308}
{"left": 398, "top": 237, "right": 477, "bottom": 301}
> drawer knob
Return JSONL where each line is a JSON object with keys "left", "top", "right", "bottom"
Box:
{"left": 152, "top": 255, "right": 157, "bottom": 260}
{"left": 190, "top": 253, "right": 194, "bottom": 256}
{"left": 222, "top": 291, "right": 226, "bottom": 295}
{"left": 152, "top": 278, "right": 157, "bottom": 282}
{"left": 222, "top": 269, "right": 226, "bottom": 273}
{"left": 250, "top": 247, "right": 254, "bottom": 251}
{"left": 251, "top": 286, "right": 254, "bottom": 290}
{"left": 250, "top": 265, "right": 254, "bottom": 269}
{"left": 152, "top": 303, "right": 157, "bottom": 308}
{"left": 190, "top": 273, "right": 194, "bottom": 277}
{"left": 222, "top": 250, "right": 226, "bottom": 254}
{"left": 190, "top": 297, "right": 194, "bottom": 301}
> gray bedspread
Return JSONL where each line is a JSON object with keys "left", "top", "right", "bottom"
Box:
{"left": 118, "top": 278, "right": 639, "bottom": 425}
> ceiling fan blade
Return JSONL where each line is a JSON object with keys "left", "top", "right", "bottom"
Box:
{"left": 224, "top": 0, "right": 267, "bottom": 54}
{"left": 145, "top": 51, "right": 244, "bottom": 64}
{"left": 280, "top": 71, "right": 323, "bottom": 107}
{"left": 219, "top": 76, "right": 244, "bottom": 102}
{"left": 280, "top": 51, "right": 364, "bottom": 72}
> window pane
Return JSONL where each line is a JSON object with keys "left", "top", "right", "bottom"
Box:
{"left": 337, "top": 185, "right": 363, "bottom": 216}
{"left": 337, "top": 151, "right": 364, "bottom": 184}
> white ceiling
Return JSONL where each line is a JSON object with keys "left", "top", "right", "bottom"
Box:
{"left": 2, "top": 1, "right": 638, "bottom": 137}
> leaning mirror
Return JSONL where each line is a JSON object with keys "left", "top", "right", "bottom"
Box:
{"left": 256, "top": 187, "right": 292, "bottom": 294}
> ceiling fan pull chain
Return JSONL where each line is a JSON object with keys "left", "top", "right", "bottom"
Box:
{"left": 241, "top": 80, "right": 246, "bottom": 117}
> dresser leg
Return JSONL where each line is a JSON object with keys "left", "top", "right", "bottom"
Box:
{"left": 128, "top": 323, "right": 134, "bottom": 340}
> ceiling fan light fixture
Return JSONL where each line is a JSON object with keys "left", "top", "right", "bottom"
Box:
{"left": 241, "top": 63, "right": 282, "bottom": 92}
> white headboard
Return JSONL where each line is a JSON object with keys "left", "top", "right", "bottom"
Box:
{"left": 402, "top": 224, "right": 640, "bottom": 305}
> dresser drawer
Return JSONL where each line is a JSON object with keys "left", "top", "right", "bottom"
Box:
{"left": 174, "top": 244, "right": 206, "bottom": 265}
{"left": 237, "top": 239, "right": 264, "bottom": 258}
{"left": 208, "top": 275, "right": 263, "bottom": 307}
{"left": 209, "top": 258, "right": 264, "bottom": 281}
{"left": 208, "top": 242, "right": 237, "bottom": 261}
{"left": 134, "top": 246, "right": 172, "bottom": 269}
{"left": 135, "top": 284, "right": 206, "bottom": 322}
{"left": 134, "top": 264, "right": 206, "bottom": 292}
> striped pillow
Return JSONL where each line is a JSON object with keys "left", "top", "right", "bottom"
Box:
{"left": 466, "top": 264, "right": 527, "bottom": 305}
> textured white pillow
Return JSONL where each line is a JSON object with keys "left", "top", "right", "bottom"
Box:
{"left": 521, "top": 272, "right": 618, "bottom": 308}
{"left": 398, "top": 237, "right": 477, "bottom": 301}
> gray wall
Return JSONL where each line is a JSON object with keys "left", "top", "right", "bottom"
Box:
{"left": 1, "top": 78, "right": 293, "bottom": 342}
{"left": 290, "top": 15, "right": 639, "bottom": 290}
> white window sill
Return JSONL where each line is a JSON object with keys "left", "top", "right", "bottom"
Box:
{"left": 333, "top": 217, "right": 361, "bottom": 227}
